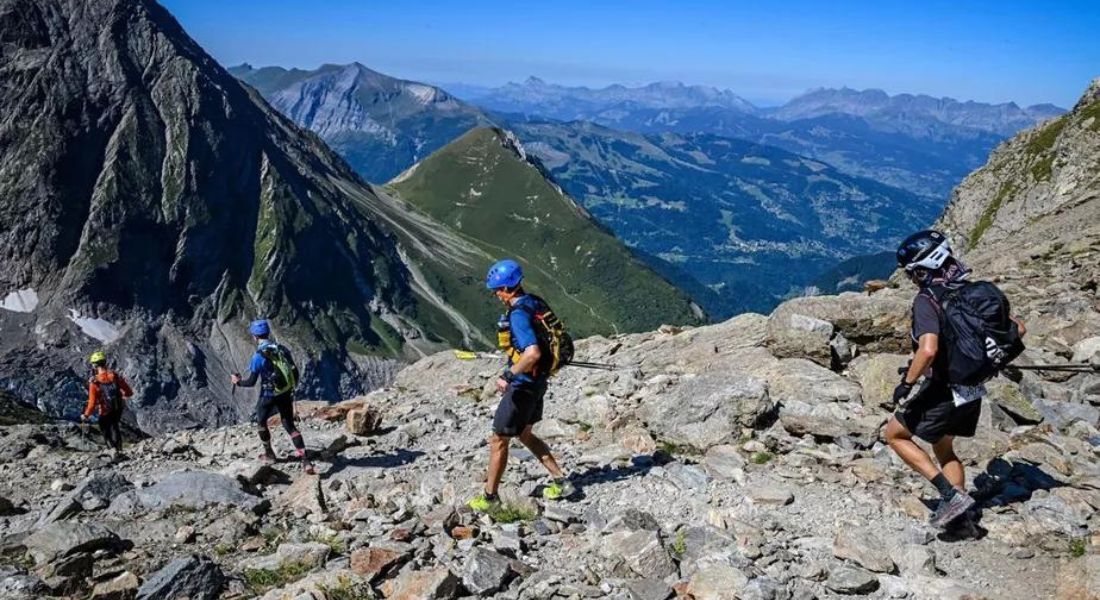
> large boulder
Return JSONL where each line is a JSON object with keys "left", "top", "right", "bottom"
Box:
{"left": 768, "top": 292, "right": 911, "bottom": 358}
{"left": 639, "top": 373, "right": 772, "bottom": 451}
{"left": 779, "top": 400, "right": 884, "bottom": 445}
{"left": 848, "top": 353, "right": 909, "bottom": 412}
{"left": 765, "top": 311, "right": 835, "bottom": 366}
{"left": 136, "top": 555, "right": 224, "bottom": 600}
{"left": 762, "top": 358, "right": 862, "bottom": 405}
{"left": 24, "top": 522, "right": 119, "bottom": 565}
{"left": 108, "top": 471, "right": 265, "bottom": 516}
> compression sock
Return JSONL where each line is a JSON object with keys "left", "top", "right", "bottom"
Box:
{"left": 931, "top": 473, "right": 957, "bottom": 499}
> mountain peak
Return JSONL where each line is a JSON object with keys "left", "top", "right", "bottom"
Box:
{"left": 524, "top": 76, "right": 547, "bottom": 86}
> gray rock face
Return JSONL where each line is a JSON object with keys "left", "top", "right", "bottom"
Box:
{"left": 24, "top": 522, "right": 119, "bottom": 565}
{"left": 108, "top": 471, "right": 264, "bottom": 515}
{"left": 640, "top": 373, "right": 772, "bottom": 451}
{"left": 602, "top": 529, "right": 677, "bottom": 579}
{"left": 765, "top": 312, "right": 835, "bottom": 366}
{"left": 824, "top": 566, "right": 879, "bottom": 594}
{"left": 461, "top": 548, "right": 513, "bottom": 596}
{"left": 136, "top": 555, "right": 224, "bottom": 600}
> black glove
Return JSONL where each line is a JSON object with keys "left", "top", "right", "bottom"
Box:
{"left": 892, "top": 381, "right": 914, "bottom": 404}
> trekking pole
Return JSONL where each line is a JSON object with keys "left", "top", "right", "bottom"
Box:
{"left": 567, "top": 360, "right": 628, "bottom": 372}
{"left": 1011, "top": 364, "right": 1100, "bottom": 372}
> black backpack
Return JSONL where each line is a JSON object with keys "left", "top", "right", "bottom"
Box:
{"left": 924, "top": 281, "right": 1025, "bottom": 386}
{"left": 95, "top": 376, "right": 124, "bottom": 415}
{"left": 514, "top": 295, "right": 574, "bottom": 377}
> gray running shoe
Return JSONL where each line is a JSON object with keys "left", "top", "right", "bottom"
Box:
{"left": 929, "top": 491, "right": 975, "bottom": 528}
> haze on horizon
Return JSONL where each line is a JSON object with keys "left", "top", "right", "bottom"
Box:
{"left": 161, "top": 0, "right": 1098, "bottom": 108}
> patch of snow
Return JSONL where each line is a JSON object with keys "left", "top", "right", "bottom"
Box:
{"left": 406, "top": 84, "right": 437, "bottom": 105}
{"left": 0, "top": 288, "right": 38, "bottom": 313}
{"left": 68, "top": 309, "right": 121, "bottom": 344}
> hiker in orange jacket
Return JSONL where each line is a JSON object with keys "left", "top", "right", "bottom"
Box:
{"left": 82, "top": 351, "right": 133, "bottom": 458}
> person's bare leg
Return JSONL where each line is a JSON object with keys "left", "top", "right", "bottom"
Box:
{"left": 518, "top": 425, "right": 563, "bottom": 478}
{"left": 932, "top": 435, "right": 964, "bottom": 490}
{"left": 885, "top": 417, "right": 941, "bottom": 481}
{"left": 485, "top": 434, "right": 510, "bottom": 495}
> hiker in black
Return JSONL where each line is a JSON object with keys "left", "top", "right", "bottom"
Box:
{"left": 231, "top": 319, "right": 313, "bottom": 473}
{"left": 886, "top": 230, "right": 1026, "bottom": 528}
{"left": 469, "top": 259, "right": 574, "bottom": 513}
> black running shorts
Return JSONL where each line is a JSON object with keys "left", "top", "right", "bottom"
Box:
{"left": 895, "top": 379, "right": 982, "bottom": 444}
{"left": 492, "top": 381, "right": 547, "bottom": 436}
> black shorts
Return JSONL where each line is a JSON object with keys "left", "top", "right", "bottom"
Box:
{"left": 253, "top": 392, "right": 295, "bottom": 427}
{"left": 895, "top": 380, "right": 981, "bottom": 444}
{"left": 492, "top": 381, "right": 547, "bottom": 436}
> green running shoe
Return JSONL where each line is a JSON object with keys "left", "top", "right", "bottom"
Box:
{"left": 467, "top": 493, "right": 501, "bottom": 513}
{"left": 542, "top": 479, "right": 575, "bottom": 500}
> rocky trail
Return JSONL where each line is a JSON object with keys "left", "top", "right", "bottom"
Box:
{"left": 2, "top": 288, "right": 1098, "bottom": 599}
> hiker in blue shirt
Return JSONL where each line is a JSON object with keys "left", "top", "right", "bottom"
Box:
{"left": 468, "top": 259, "right": 575, "bottom": 514}
{"left": 231, "top": 319, "right": 313, "bottom": 473}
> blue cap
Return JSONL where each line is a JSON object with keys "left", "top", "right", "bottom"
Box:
{"left": 249, "top": 319, "right": 271, "bottom": 337}
{"left": 486, "top": 259, "right": 523, "bottom": 290}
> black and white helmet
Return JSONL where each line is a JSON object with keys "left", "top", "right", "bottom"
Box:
{"left": 897, "top": 230, "right": 952, "bottom": 272}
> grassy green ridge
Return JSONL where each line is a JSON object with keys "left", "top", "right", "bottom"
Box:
{"left": 387, "top": 127, "right": 703, "bottom": 339}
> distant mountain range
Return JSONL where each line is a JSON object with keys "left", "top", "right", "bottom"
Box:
{"left": 230, "top": 63, "right": 492, "bottom": 183}
{"left": 506, "top": 120, "right": 942, "bottom": 316}
{"left": 770, "top": 87, "right": 1064, "bottom": 137}
{"left": 467, "top": 76, "right": 757, "bottom": 117}
{"left": 463, "top": 78, "right": 1065, "bottom": 199}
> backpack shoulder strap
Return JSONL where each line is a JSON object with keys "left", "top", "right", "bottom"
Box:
{"left": 920, "top": 286, "right": 944, "bottom": 315}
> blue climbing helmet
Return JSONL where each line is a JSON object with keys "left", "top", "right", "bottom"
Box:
{"left": 485, "top": 259, "right": 523, "bottom": 290}
{"left": 249, "top": 319, "right": 271, "bottom": 337}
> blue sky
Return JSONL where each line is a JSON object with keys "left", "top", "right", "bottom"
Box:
{"left": 161, "top": 0, "right": 1099, "bottom": 107}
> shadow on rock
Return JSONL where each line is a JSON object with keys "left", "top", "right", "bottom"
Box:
{"left": 973, "top": 457, "right": 1065, "bottom": 507}
{"left": 327, "top": 449, "right": 425, "bottom": 475}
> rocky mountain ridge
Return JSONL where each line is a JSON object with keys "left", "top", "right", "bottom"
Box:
{"left": 386, "top": 126, "right": 703, "bottom": 338}
{"left": 230, "top": 63, "right": 493, "bottom": 183}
